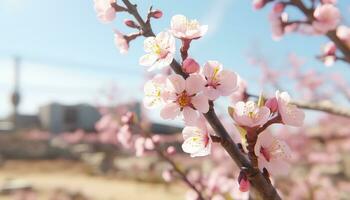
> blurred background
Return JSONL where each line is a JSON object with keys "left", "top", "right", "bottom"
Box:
{"left": 0, "top": 0, "right": 350, "bottom": 199}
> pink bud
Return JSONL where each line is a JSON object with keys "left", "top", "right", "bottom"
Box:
{"left": 150, "top": 10, "right": 163, "bottom": 19}
{"left": 273, "top": 2, "right": 285, "bottom": 14}
{"left": 166, "top": 146, "right": 176, "bottom": 155}
{"left": 162, "top": 169, "right": 173, "bottom": 182}
{"left": 238, "top": 171, "right": 250, "bottom": 192}
{"left": 265, "top": 97, "right": 278, "bottom": 113}
{"left": 182, "top": 58, "right": 200, "bottom": 74}
{"left": 152, "top": 135, "right": 161, "bottom": 144}
{"left": 323, "top": 42, "right": 336, "bottom": 55}
{"left": 124, "top": 19, "right": 139, "bottom": 28}
{"left": 252, "top": 0, "right": 265, "bottom": 10}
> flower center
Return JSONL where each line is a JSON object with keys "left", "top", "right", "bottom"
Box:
{"left": 260, "top": 147, "right": 271, "bottom": 162}
{"left": 177, "top": 92, "right": 191, "bottom": 107}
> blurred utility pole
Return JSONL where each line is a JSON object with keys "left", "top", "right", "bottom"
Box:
{"left": 10, "top": 56, "right": 21, "bottom": 131}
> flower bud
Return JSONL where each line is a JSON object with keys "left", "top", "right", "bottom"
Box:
{"left": 252, "top": 0, "right": 266, "bottom": 10}
{"left": 238, "top": 171, "right": 250, "bottom": 192}
{"left": 124, "top": 19, "right": 139, "bottom": 28}
{"left": 273, "top": 2, "right": 285, "bottom": 14}
{"left": 162, "top": 169, "right": 173, "bottom": 182}
{"left": 323, "top": 42, "right": 336, "bottom": 55}
{"left": 265, "top": 97, "right": 278, "bottom": 113}
{"left": 182, "top": 58, "right": 200, "bottom": 74}
{"left": 166, "top": 146, "right": 176, "bottom": 155}
{"left": 150, "top": 10, "right": 163, "bottom": 19}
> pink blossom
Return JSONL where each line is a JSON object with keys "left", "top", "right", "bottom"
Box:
{"left": 162, "top": 169, "right": 173, "bottom": 182}
{"left": 117, "top": 125, "right": 132, "bottom": 148}
{"left": 182, "top": 117, "right": 212, "bottom": 157}
{"left": 269, "top": 12, "right": 284, "bottom": 40}
{"left": 170, "top": 15, "right": 208, "bottom": 40}
{"left": 336, "top": 25, "right": 350, "bottom": 46}
{"left": 139, "top": 31, "right": 176, "bottom": 71}
{"left": 254, "top": 131, "right": 292, "bottom": 176}
{"left": 134, "top": 137, "right": 154, "bottom": 157}
{"left": 182, "top": 58, "right": 200, "bottom": 74}
{"left": 201, "top": 61, "right": 238, "bottom": 100}
{"left": 166, "top": 146, "right": 176, "bottom": 155}
{"left": 265, "top": 97, "right": 278, "bottom": 113}
{"left": 231, "top": 101, "right": 270, "bottom": 128}
{"left": 230, "top": 77, "right": 247, "bottom": 103}
{"left": 322, "top": 42, "right": 337, "bottom": 67}
{"left": 93, "top": 0, "right": 116, "bottom": 23}
{"left": 150, "top": 10, "right": 163, "bottom": 19}
{"left": 313, "top": 4, "right": 340, "bottom": 34}
{"left": 321, "top": 0, "right": 337, "bottom": 4}
{"left": 239, "top": 177, "right": 250, "bottom": 192}
{"left": 252, "top": 0, "right": 265, "bottom": 10}
{"left": 114, "top": 30, "right": 129, "bottom": 54}
{"left": 272, "top": 2, "right": 285, "bottom": 14}
{"left": 161, "top": 74, "right": 209, "bottom": 125}
{"left": 143, "top": 74, "right": 166, "bottom": 109}
{"left": 276, "top": 91, "right": 305, "bottom": 127}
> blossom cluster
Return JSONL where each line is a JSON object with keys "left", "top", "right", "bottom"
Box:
{"left": 93, "top": 0, "right": 306, "bottom": 195}
{"left": 139, "top": 15, "right": 305, "bottom": 192}
{"left": 251, "top": 0, "right": 350, "bottom": 67}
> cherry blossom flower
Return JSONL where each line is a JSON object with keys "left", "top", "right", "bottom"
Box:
{"left": 116, "top": 124, "right": 132, "bottom": 148}
{"left": 321, "top": 0, "right": 337, "bottom": 4}
{"left": 230, "top": 76, "right": 247, "bottom": 103}
{"left": 231, "top": 101, "right": 270, "bottom": 128}
{"left": 139, "top": 31, "right": 176, "bottom": 71}
{"left": 254, "top": 131, "right": 292, "bottom": 176}
{"left": 269, "top": 11, "right": 284, "bottom": 40}
{"left": 336, "top": 25, "right": 350, "bottom": 47}
{"left": 313, "top": 4, "right": 340, "bottom": 34}
{"left": 252, "top": 0, "right": 266, "bottom": 10}
{"left": 238, "top": 171, "right": 250, "bottom": 192}
{"left": 276, "top": 91, "right": 305, "bottom": 127}
{"left": 161, "top": 74, "right": 209, "bottom": 125}
{"left": 201, "top": 61, "right": 238, "bottom": 100}
{"left": 134, "top": 137, "right": 155, "bottom": 157}
{"left": 265, "top": 97, "right": 278, "bottom": 113}
{"left": 93, "top": 0, "right": 116, "bottom": 23}
{"left": 182, "top": 58, "right": 200, "bottom": 74}
{"left": 182, "top": 117, "right": 212, "bottom": 157}
{"left": 321, "top": 42, "right": 337, "bottom": 67}
{"left": 114, "top": 30, "right": 129, "bottom": 54}
{"left": 170, "top": 15, "right": 208, "bottom": 40}
{"left": 143, "top": 74, "right": 166, "bottom": 108}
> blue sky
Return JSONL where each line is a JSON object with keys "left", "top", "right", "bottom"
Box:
{"left": 0, "top": 0, "right": 350, "bottom": 119}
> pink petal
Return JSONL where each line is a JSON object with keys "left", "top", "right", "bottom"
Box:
{"left": 185, "top": 74, "right": 206, "bottom": 95}
{"left": 183, "top": 107, "right": 199, "bottom": 126}
{"left": 204, "top": 86, "right": 220, "bottom": 100}
{"left": 167, "top": 74, "right": 185, "bottom": 93}
{"left": 217, "top": 70, "right": 238, "bottom": 96}
{"left": 160, "top": 103, "right": 181, "bottom": 119}
{"left": 192, "top": 94, "right": 209, "bottom": 113}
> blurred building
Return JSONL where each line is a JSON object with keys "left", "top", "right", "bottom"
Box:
{"left": 39, "top": 103, "right": 101, "bottom": 134}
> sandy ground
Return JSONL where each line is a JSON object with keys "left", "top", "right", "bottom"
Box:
{"left": 0, "top": 160, "right": 186, "bottom": 200}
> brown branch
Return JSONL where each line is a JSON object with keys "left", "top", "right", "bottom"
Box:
{"left": 289, "top": 0, "right": 350, "bottom": 65}
{"left": 291, "top": 100, "right": 350, "bottom": 118}
{"left": 156, "top": 148, "right": 205, "bottom": 200}
{"left": 133, "top": 124, "right": 206, "bottom": 200}
{"left": 120, "top": 0, "right": 282, "bottom": 199}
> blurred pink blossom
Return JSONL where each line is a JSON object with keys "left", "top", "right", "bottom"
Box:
{"left": 93, "top": 0, "right": 116, "bottom": 23}
{"left": 313, "top": 4, "right": 340, "bottom": 34}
